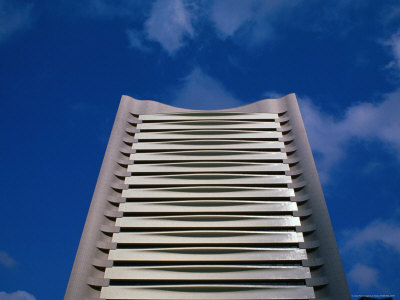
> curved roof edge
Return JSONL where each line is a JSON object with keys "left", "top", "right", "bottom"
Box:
{"left": 120, "top": 93, "right": 297, "bottom": 114}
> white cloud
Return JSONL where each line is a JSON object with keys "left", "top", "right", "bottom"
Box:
{"left": 80, "top": 0, "right": 194, "bottom": 54}
{"left": 209, "top": 0, "right": 296, "bottom": 45}
{"left": 348, "top": 264, "right": 379, "bottom": 289}
{"left": 262, "top": 91, "right": 285, "bottom": 99}
{"left": 145, "top": 0, "right": 194, "bottom": 54}
{"left": 83, "top": 0, "right": 370, "bottom": 53}
{"left": 298, "top": 24, "right": 400, "bottom": 181}
{"left": 83, "top": 0, "right": 300, "bottom": 52}
{"left": 298, "top": 97, "right": 348, "bottom": 182}
{"left": 343, "top": 220, "right": 400, "bottom": 253}
{"left": 122, "top": 0, "right": 299, "bottom": 53}
{"left": 0, "top": 251, "right": 16, "bottom": 268}
{"left": 0, "top": 0, "right": 34, "bottom": 43}
{"left": 75, "top": 1, "right": 392, "bottom": 54}
{"left": 126, "top": 29, "right": 151, "bottom": 52}
{"left": 385, "top": 31, "right": 400, "bottom": 71}
{"left": 298, "top": 90, "right": 400, "bottom": 181}
{"left": 342, "top": 220, "right": 400, "bottom": 290}
{"left": 391, "top": 34, "right": 400, "bottom": 69}
{"left": 210, "top": 0, "right": 255, "bottom": 38}
{"left": 171, "top": 67, "right": 242, "bottom": 110}
{"left": 0, "top": 291, "right": 36, "bottom": 300}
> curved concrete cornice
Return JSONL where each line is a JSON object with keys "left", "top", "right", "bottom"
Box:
{"left": 121, "top": 93, "right": 296, "bottom": 114}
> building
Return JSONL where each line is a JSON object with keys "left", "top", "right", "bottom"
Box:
{"left": 65, "top": 94, "right": 350, "bottom": 300}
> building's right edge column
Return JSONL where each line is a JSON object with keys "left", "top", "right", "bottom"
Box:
{"left": 281, "top": 94, "right": 351, "bottom": 299}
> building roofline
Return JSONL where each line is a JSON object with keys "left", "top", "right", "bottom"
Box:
{"left": 120, "top": 93, "right": 297, "bottom": 114}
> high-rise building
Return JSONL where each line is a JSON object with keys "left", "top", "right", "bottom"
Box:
{"left": 65, "top": 94, "right": 350, "bottom": 300}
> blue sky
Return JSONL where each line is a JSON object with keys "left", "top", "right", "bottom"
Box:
{"left": 1, "top": 0, "right": 400, "bottom": 299}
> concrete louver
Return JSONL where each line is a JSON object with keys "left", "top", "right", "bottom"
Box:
{"left": 134, "top": 130, "right": 283, "bottom": 140}
{"left": 128, "top": 162, "right": 289, "bottom": 173}
{"left": 101, "top": 285, "right": 315, "bottom": 300}
{"left": 112, "top": 230, "right": 304, "bottom": 244}
{"left": 124, "top": 173, "right": 292, "bottom": 186}
{"left": 130, "top": 150, "right": 288, "bottom": 162}
{"left": 115, "top": 215, "right": 301, "bottom": 228}
{"left": 131, "top": 140, "right": 284, "bottom": 150}
{"left": 108, "top": 247, "right": 308, "bottom": 262}
{"left": 138, "top": 112, "right": 278, "bottom": 120}
{"left": 118, "top": 200, "right": 298, "bottom": 213}
{"left": 104, "top": 265, "right": 311, "bottom": 280}
{"left": 122, "top": 186, "right": 295, "bottom": 199}
{"left": 65, "top": 94, "right": 351, "bottom": 300}
{"left": 137, "top": 120, "right": 280, "bottom": 130}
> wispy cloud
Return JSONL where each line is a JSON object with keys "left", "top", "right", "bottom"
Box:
{"left": 262, "top": 91, "right": 285, "bottom": 99}
{"left": 84, "top": 0, "right": 296, "bottom": 52}
{"left": 125, "top": 28, "right": 151, "bottom": 52}
{"left": 77, "top": 0, "right": 381, "bottom": 54}
{"left": 144, "top": 0, "right": 194, "bottom": 54}
{"left": 298, "top": 97, "right": 348, "bottom": 182}
{"left": 384, "top": 31, "right": 400, "bottom": 72}
{"left": 343, "top": 220, "right": 400, "bottom": 253}
{"left": 298, "top": 90, "right": 400, "bottom": 182}
{"left": 81, "top": 0, "right": 300, "bottom": 53}
{"left": 348, "top": 264, "right": 379, "bottom": 290}
{"left": 342, "top": 220, "right": 400, "bottom": 290}
{"left": 0, "top": 291, "right": 35, "bottom": 300}
{"left": 171, "top": 67, "right": 242, "bottom": 110}
{"left": 0, "top": 251, "right": 16, "bottom": 268}
{"left": 209, "top": 0, "right": 256, "bottom": 38}
{"left": 0, "top": 0, "right": 34, "bottom": 43}
{"left": 295, "top": 24, "right": 400, "bottom": 181}
{"left": 124, "top": 0, "right": 195, "bottom": 55}
{"left": 208, "top": 0, "right": 296, "bottom": 45}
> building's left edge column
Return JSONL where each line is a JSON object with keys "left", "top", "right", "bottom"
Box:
{"left": 64, "top": 96, "right": 138, "bottom": 300}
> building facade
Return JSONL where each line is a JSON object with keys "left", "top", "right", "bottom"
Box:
{"left": 65, "top": 94, "right": 350, "bottom": 300}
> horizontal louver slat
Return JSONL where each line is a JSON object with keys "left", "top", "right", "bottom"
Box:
{"left": 128, "top": 162, "right": 289, "bottom": 173}
{"left": 135, "top": 130, "right": 282, "bottom": 140}
{"left": 139, "top": 112, "right": 278, "bottom": 121}
{"left": 138, "top": 121, "right": 280, "bottom": 130}
{"left": 116, "top": 215, "right": 301, "bottom": 228}
{"left": 122, "top": 186, "right": 295, "bottom": 199}
{"left": 119, "top": 200, "right": 298, "bottom": 213}
{"left": 104, "top": 265, "right": 311, "bottom": 280}
{"left": 130, "top": 150, "right": 287, "bottom": 161}
{"left": 125, "top": 174, "right": 292, "bottom": 186}
{"left": 100, "top": 285, "right": 315, "bottom": 299}
{"left": 109, "top": 247, "right": 308, "bottom": 262}
{"left": 112, "top": 231, "right": 304, "bottom": 244}
{"left": 131, "top": 140, "right": 284, "bottom": 150}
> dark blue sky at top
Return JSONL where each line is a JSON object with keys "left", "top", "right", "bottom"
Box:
{"left": 1, "top": 1, "right": 400, "bottom": 299}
